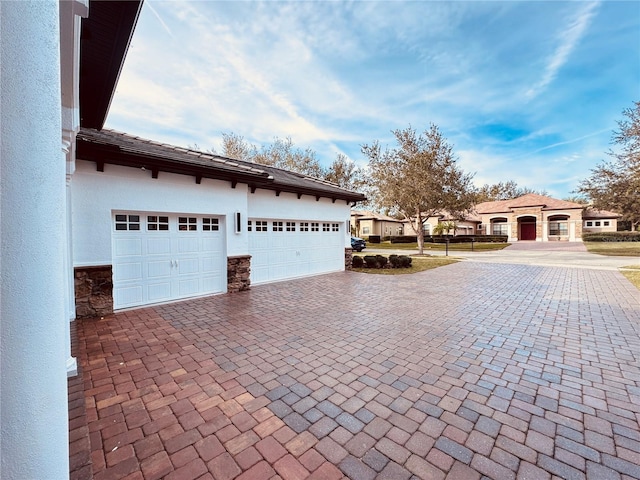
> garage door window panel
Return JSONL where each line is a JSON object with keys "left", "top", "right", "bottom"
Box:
{"left": 203, "top": 218, "right": 219, "bottom": 231}
{"left": 179, "top": 217, "right": 197, "bottom": 231}
{"left": 147, "top": 216, "right": 169, "bottom": 231}
{"left": 115, "top": 214, "right": 140, "bottom": 231}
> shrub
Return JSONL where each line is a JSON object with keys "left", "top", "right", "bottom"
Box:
{"left": 583, "top": 232, "right": 640, "bottom": 242}
{"left": 363, "top": 255, "right": 378, "bottom": 268}
{"left": 358, "top": 254, "right": 412, "bottom": 269}
{"left": 477, "top": 235, "right": 508, "bottom": 243}
{"left": 398, "top": 255, "right": 412, "bottom": 268}
{"left": 391, "top": 235, "right": 418, "bottom": 243}
{"left": 368, "top": 235, "right": 381, "bottom": 243}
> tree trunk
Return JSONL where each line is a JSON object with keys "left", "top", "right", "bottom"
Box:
{"left": 416, "top": 208, "right": 424, "bottom": 255}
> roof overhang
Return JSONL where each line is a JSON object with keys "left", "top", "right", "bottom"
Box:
{"left": 80, "top": 0, "right": 143, "bottom": 129}
{"left": 76, "top": 128, "right": 367, "bottom": 203}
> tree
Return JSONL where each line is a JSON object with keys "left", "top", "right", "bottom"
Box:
{"left": 563, "top": 195, "right": 589, "bottom": 205}
{"left": 577, "top": 101, "right": 640, "bottom": 230}
{"left": 325, "top": 154, "right": 357, "bottom": 188}
{"left": 218, "top": 133, "right": 325, "bottom": 178}
{"left": 221, "top": 132, "right": 252, "bottom": 161}
{"left": 324, "top": 153, "right": 370, "bottom": 194}
{"left": 475, "top": 181, "right": 547, "bottom": 203}
{"left": 362, "top": 124, "right": 476, "bottom": 254}
{"left": 253, "top": 137, "right": 325, "bottom": 178}
{"left": 219, "top": 133, "right": 372, "bottom": 204}
{"left": 433, "top": 221, "right": 457, "bottom": 236}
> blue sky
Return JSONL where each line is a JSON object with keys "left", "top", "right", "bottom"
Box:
{"left": 106, "top": 1, "right": 640, "bottom": 199}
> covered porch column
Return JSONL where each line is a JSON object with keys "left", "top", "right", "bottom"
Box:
{"left": 1, "top": 1, "right": 70, "bottom": 478}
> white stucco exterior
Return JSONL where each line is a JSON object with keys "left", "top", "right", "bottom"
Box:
{"left": 248, "top": 189, "right": 351, "bottom": 246}
{"left": 72, "top": 160, "right": 250, "bottom": 263}
{"left": 72, "top": 159, "right": 353, "bottom": 293}
{"left": 0, "top": 1, "right": 73, "bottom": 478}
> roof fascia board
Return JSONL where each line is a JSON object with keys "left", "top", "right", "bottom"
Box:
{"left": 76, "top": 138, "right": 366, "bottom": 202}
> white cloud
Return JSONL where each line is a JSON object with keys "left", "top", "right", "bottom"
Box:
{"left": 105, "top": 0, "right": 638, "bottom": 199}
{"left": 525, "top": 1, "right": 600, "bottom": 99}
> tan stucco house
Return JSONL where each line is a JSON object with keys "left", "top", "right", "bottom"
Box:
{"left": 582, "top": 208, "right": 620, "bottom": 234}
{"left": 380, "top": 194, "right": 621, "bottom": 243}
{"left": 401, "top": 211, "right": 482, "bottom": 237}
{"left": 351, "top": 210, "right": 404, "bottom": 238}
{"left": 475, "top": 194, "right": 586, "bottom": 242}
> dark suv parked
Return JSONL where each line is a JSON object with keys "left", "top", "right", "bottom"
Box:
{"left": 351, "top": 236, "right": 366, "bottom": 252}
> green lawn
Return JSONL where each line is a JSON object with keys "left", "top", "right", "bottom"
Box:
{"left": 364, "top": 241, "right": 509, "bottom": 252}
{"left": 351, "top": 254, "right": 458, "bottom": 275}
{"left": 584, "top": 242, "right": 640, "bottom": 257}
{"left": 619, "top": 264, "right": 640, "bottom": 290}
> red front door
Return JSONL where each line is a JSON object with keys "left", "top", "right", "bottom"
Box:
{"left": 521, "top": 223, "right": 536, "bottom": 240}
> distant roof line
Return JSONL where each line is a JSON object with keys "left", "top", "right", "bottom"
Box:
{"left": 475, "top": 193, "right": 585, "bottom": 214}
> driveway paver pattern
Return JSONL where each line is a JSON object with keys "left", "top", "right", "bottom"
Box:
{"left": 71, "top": 260, "right": 640, "bottom": 479}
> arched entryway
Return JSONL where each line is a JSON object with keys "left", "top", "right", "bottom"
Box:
{"left": 518, "top": 216, "right": 537, "bottom": 240}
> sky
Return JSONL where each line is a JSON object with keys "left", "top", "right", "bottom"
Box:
{"left": 106, "top": 0, "right": 640, "bottom": 200}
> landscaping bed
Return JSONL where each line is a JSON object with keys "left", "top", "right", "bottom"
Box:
{"left": 351, "top": 254, "right": 458, "bottom": 275}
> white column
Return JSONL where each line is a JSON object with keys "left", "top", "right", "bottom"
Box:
{"left": 1, "top": 2, "right": 70, "bottom": 479}
{"left": 542, "top": 221, "right": 548, "bottom": 242}
{"left": 570, "top": 221, "right": 576, "bottom": 241}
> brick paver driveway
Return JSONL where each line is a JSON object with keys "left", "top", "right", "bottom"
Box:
{"left": 70, "top": 259, "right": 640, "bottom": 480}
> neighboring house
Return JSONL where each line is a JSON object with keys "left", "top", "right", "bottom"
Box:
{"left": 582, "top": 208, "right": 620, "bottom": 233}
{"left": 0, "top": 2, "right": 363, "bottom": 477}
{"left": 398, "top": 194, "right": 614, "bottom": 242}
{"left": 350, "top": 210, "right": 404, "bottom": 237}
{"left": 404, "top": 211, "right": 482, "bottom": 237}
{"left": 475, "top": 194, "right": 585, "bottom": 241}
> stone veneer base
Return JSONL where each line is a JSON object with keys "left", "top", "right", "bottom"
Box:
{"left": 228, "top": 255, "right": 251, "bottom": 292}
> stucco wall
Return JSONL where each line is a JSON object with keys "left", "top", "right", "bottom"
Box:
{"left": 72, "top": 160, "right": 248, "bottom": 265}
{"left": 248, "top": 189, "right": 351, "bottom": 247}
{"left": 583, "top": 218, "right": 617, "bottom": 233}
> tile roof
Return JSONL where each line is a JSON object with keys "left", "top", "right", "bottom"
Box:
{"left": 350, "top": 210, "right": 404, "bottom": 222}
{"left": 475, "top": 193, "right": 584, "bottom": 214}
{"left": 583, "top": 208, "right": 621, "bottom": 219}
{"left": 77, "top": 128, "right": 366, "bottom": 203}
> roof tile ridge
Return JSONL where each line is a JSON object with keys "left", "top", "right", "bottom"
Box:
{"left": 95, "top": 128, "right": 270, "bottom": 176}
{"left": 248, "top": 161, "right": 362, "bottom": 193}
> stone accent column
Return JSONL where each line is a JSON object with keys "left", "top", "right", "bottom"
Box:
{"left": 0, "top": 1, "right": 70, "bottom": 478}
{"left": 74, "top": 266, "right": 114, "bottom": 318}
{"left": 228, "top": 255, "right": 251, "bottom": 292}
{"left": 345, "top": 248, "right": 354, "bottom": 270}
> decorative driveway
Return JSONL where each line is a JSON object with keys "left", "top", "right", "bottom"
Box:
{"left": 69, "top": 256, "right": 640, "bottom": 479}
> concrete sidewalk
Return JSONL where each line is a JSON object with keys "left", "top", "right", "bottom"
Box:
{"left": 365, "top": 242, "right": 639, "bottom": 271}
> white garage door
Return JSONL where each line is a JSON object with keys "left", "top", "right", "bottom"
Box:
{"left": 112, "top": 212, "right": 225, "bottom": 309}
{"left": 249, "top": 219, "right": 344, "bottom": 284}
